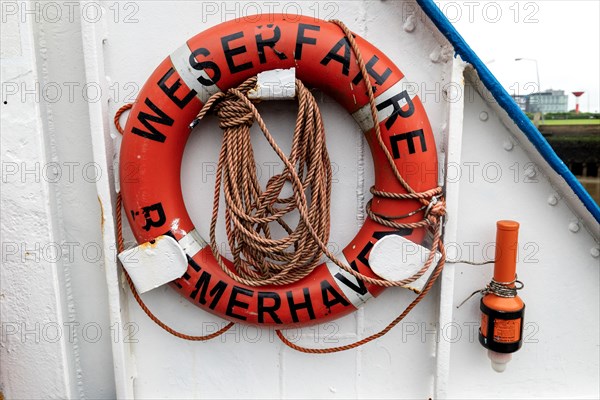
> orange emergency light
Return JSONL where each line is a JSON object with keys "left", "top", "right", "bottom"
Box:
{"left": 479, "top": 220, "right": 525, "bottom": 372}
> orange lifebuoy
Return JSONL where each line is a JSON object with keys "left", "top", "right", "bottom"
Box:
{"left": 120, "top": 14, "right": 438, "bottom": 327}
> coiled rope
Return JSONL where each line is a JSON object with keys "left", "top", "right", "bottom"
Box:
{"left": 114, "top": 20, "right": 446, "bottom": 352}
{"left": 192, "top": 77, "right": 333, "bottom": 286}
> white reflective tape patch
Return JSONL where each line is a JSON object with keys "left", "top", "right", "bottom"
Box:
{"left": 170, "top": 44, "right": 221, "bottom": 104}
{"left": 178, "top": 228, "right": 207, "bottom": 258}
{"left": 351, "top": 78, "right": 416, "bottom": 132}
{"left": 326, "top": 253, "right": 373, "bottom": 308}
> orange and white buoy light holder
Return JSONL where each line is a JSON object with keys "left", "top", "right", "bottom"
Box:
{"left": 479, "top": 220, "right": 525, "bottom": 372}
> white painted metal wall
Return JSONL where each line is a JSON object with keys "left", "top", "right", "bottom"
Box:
{"left": 1, "top": 1, "right": 598, "bottom": 399}
{"left": 1, "top": 1, "right": 115, "bottom": 397}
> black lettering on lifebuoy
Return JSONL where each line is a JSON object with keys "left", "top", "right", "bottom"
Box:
{"left": 174, "top": 273, "right": 189, "bottom": 289}
{"left": 356, "top": 241, "right": 374, "bottom": 267}
{"left": 187, "top": 255, "right": 201, "bottom": 272}
{"left": 377, "top": 90, "right": 415, "bottom": 130}
{"left": 257, "top": 291, "right": 282, "bottom": 324}
{"left": 140, "top": 202, "right": 166, "bottom": 231}
{"left": 225, "top": 286, "right": 254, "bottom": 320}
{"left": 320, "top": 37, "right": 351, "bottom": 76}
{"left": 295, "top": 23, "right": 320, "bottom": 60}
{"left": 131, "top": 98, "right": 173, "bottom": 143}
{"left": 334, "top": 262, "right": 368, "bottom": 297}
{"left": 174, "top": 255, "right": 199, "bottom": 288}
{"left": 255, "top": 24, "right": 288, "bottom": 64}
{"left": 191, "top": 270, "right": 227, "bottom": 310}
{"left": 221, "top": 32, "right": 253, "bottom": 74}
{"left": 352, "top": 55, "right": 392, "bottom": 87}
{"left": 373, "top": 229, "right": 414, "bottom": 239}
{"left": 286, "top": 288, "right": 316, "bottom": 323}
{"left": 189, "top": 48, "right": 222, "bottom": 86}
{"left": 333, "top": 239, "right": 375, "bottom": 297}
{"left": 320, "top": 280, "right": 350, "bottom": 309}
{"left": 333, "top": 240, "right": 373, "bottom": 296}
{"left": 390, "top": 129, "right": 427, "bottom": 159}
{"left": 158, "top": 67, "right": 196, "bottom": 109}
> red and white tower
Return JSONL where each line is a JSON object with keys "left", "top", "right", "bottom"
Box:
{"left": 572, "top": 91, "right": 584, "bottom": 114}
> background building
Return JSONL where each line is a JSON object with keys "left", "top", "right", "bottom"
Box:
{"left": 512, "top": 89, "right": 569, "bottom": 113}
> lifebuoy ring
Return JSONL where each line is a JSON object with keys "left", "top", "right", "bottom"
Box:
{"left": 120, "top": 14, "right": 438, "bottom": 327}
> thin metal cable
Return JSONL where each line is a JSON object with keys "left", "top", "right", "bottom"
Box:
{"left": 447, "top": 260, "right": 495, "bottom": 265}
{"left": 456, "top": 276, "right": 524, "bottom": 309}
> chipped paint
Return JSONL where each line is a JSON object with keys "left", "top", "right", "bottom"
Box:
{"left": 97, "top": 195, "right": 105, "bottom": 233}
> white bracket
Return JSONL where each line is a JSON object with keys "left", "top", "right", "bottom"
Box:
{"left": 247, "top": 68, "right": 296, "bottom": 100}
{"left": 118, "top": 235, "right": 188, "bottom": 294}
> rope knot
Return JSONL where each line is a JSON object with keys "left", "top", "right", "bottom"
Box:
{"left": 215, "top": 92, "right": 256, "bottom": 129}
{"left": 425, "top": 195, "right": 446, "bottom": 221}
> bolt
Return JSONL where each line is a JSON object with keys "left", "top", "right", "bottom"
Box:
{"left": 547, "top": 195, "right": 558, "bottom": 206}
{"left": 403, "top": 15, "right": 417, "bottom": 32}
{"left": 525, "top": 167, "right": 536, "bottom": 179}
{"left": 568, "top": 222, "right": 580, "bottom": 233}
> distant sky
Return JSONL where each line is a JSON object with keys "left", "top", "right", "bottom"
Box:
{"left": 439, "top": 0, "right": 600, "bottom": 112}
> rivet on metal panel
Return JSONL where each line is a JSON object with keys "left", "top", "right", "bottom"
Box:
{"left": 591, "top": 246, "right": 599, "bottom": 258}
{"left": 479, "top": 111, "right": 489, "bottom": 121}
{"left": 547, "top": 194, "right": 558, "bottom": 206}
{"left": 524, "top": 166, "right": 536, "bottom": 179}
{"left": 403, "top": 14, "right": 417, "bottom": 32}
{"left": 503, "top": 140, "right": 514, "bottom": 151}
{"left": 568, "top": 221, "right": 580, "bottom": 233}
